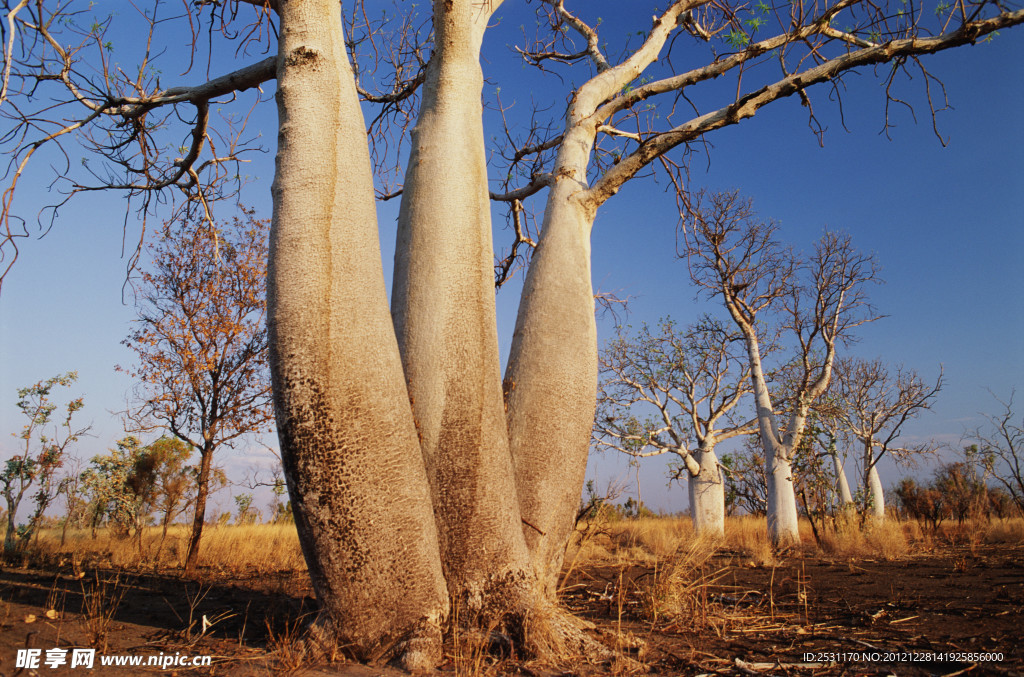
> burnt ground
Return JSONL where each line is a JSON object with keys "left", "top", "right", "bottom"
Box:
{"left": 0, "top": 544, "right": 1020, "bottom": 676}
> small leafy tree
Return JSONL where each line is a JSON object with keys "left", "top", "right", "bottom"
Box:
{"left": 132, "top": 437, "right": 193, "bottom": 557}
{"left": 120, "top": 212, "right": 273, "bottom": 573}
{"left": 123, "top": 436, "right": 193, "bottom": 555}
{"left": 268, "top": 471, "right": 293, "bottom": 524}
{"left": 81, "top": 436, "right": 147, "bottom": 540}
{"left": 2, "top": 372, "right": 90, "bottom": 557}
{"left": 233, "top": 493, "right": 258, "bottom": 525}
{"left": 58, "top": 457, "right": 88, "bottom": 547}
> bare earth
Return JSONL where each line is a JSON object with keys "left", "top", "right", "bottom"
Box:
{"left": 0, "top": 544, "right": 1021, "bottom": 676}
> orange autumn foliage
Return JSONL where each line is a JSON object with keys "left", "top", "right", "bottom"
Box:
{"left": 119, "top": 210, "right": 273, "bottom": 572}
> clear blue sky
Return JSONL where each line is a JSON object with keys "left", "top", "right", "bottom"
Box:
{"left": 0, "top": 2, "right": 1021, "bottom": 516}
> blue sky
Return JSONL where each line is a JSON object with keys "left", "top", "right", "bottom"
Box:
{"left": 0, "top": 2, "right": 1021, "bottom": 516}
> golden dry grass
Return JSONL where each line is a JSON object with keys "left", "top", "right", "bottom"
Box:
{"left": 19, "top": 515, "right": 1024, "bottom": 579}
{"left": 816, "top": 516, "right": 909, "bottom": 560}
{"left": 29, "top": 523, "right": 306, "bottom": 573}
{"left": 981, "top": 518, "right": 1024, "bottom": 543}
{"left": 637, "top": 531, "right": 723, "bottom": 631}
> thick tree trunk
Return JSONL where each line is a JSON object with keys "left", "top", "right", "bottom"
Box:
{"left": 390, "top": 0, "right": 533, "bottom": 612}
{"left": 505, "top": 182, "right": 597, "bottom": 594}
{"left": 268, "top": 2, "right": 447, "bottom": 667}
{"left": 866, "top": 464, "right": 885, "bottom": 519}
{"left": 688, "top": 444, "right": 725, "bottom": 537}
{"left": 833, "top": 451, "right": 854, "bottom": 506}
{"left": 765, "top": 441, "right": 801, "bottom": 545}
{"left": 184, "top": 447, "right": 212, "bottom": 574}
{"left": 743, "top": 333, "right": 801, "bottom": 546}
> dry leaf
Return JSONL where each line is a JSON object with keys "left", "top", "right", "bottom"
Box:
{"left": 24, "top": 614, "right": 37, "bottom": 623}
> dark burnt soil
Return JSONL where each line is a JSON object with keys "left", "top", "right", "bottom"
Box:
{"left": 0, "top": 544, "right": 1020, "bottom": 676}
{"left": 560, "top": 544, "right": 1024, "bottom": 676}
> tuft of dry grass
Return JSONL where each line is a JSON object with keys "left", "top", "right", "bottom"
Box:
{"left": 639, "top": 532, "right": 723, "bottom": 631}
{"left": 79, "top": 571, "right": 126, "bottom": 653}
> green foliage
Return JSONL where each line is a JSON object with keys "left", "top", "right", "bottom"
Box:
{"left": 725, "top": 28, "right": 750, "bottom": 48}
{"left": 81, "top": 436, "right": 147, "bottom": 538}
{"left": 81, "top": 435, "right": 195, "bottom": 541}
{"left": 2, "top": 372, "right": 88, "bottom": 557}
{"left": 234, "top": 493, "right": 259, "bottom": 525}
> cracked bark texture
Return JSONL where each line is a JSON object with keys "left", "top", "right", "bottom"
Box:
{"left": 267, "top": 1, "right": 447, "bottom": 667}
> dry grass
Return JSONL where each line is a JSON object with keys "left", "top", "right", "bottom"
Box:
{"left": 79, "top": 571, "right": 127, "bottom": 652}
{"left": 638, "top": 532, "right": 723, "bottom": 631}
{"left": 722, "top": 516, "right": 780, "bottom": 566}
{"left": 29, "top": 523, "right": 306, "bottom": 573}
{"left": 981, "top": 518, "right": 1024, "bottom": 543}
{"left": 816, "top": 515, "right": 910, "bottom": 560}
{"left": 20, "top": 515, "right": 1024, "bottom": 582}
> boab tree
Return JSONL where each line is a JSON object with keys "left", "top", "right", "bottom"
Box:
{"left": 822, "top": 357, "right": 942, "bottom": 519}
{"left": 1, "top": 0, "right": 1021, "bottom": 667}
{"left": 684, "top": 191, "right": 880, "bottom": 544}
{"left": 120, "top": 213, "right": 273, "bottom": 573}
{"left": 595, "top": 317, "right": 756, "bottom": 536}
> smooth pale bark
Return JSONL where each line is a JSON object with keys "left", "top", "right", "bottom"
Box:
{"left": 390, "top": 0, "right": 531, "bottom": 607}
{"left": 504, "top": 181, "right": 596, "bottom": 593}
{"left": 268, "top": 2, "right": 447, "bottom": 665}
{"left": 688, "top": 444, "right": 725, "bottom": 537}
{"left": 507, "top": 6, "right": 696, "bottom": 590}
{"left": 866, "top": 464, "right": 886, "bottom": 519}
{"left": 833, "top": 451, "right": 854, "bottom": 506}
{"left": 764, "top": 440, "right": 801, "bottom": 543}
{"left": 743, "top": 333, "right": 801, "bottom": 545}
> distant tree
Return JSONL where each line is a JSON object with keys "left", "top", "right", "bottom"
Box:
{"left": 684, "top": 191, "right": 880, "bottom": 545}
{"left": 595, "top": 316, "right": 755, "bottom": 536}
{"left": 933, "top": 462, "right": 989, "bottom": 525}
{"left": 124, "top": 436, "right": 194, "bottom": 556}
{"left": 969, "top": 392, "right": 1024, "bottom": 515}
{"left": 120, "top": 212, "right": 273, "bottom": 573}
{"left": 81, "top": 436, "right": 147, "bottom": 540}
{"left": 140, "top": 437, "right": 193, "bottom": 557}
{"left": 721, "top": 441, "right": 768, "bottom": 517}
{"left": 234, "top": 493, "right": 259, "bottom": 525}
{"left": 267, "top": 471, "right": 293, "bottom": 524}
{"left": 821, "top": 358, "right": 942, "bottom": 519}
{"left": 58, "top": 457, "right": 88, "bottom": 547}
{"left": 893, "top": 478, "right": 944, "bottom": 532}
{"left": 2, "top": 373, "right": 90, "bottom": 557}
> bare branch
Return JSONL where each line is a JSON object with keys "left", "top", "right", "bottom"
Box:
{"left": 585, "top": 9, "right": 1024, "bottom": 206}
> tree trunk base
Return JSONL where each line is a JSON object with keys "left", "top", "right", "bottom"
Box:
{"left": 448, "top": 588, "right": 623, "bottom": 669}
{"left": 303, "top": 586, "right": 634, "bottom": 672}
